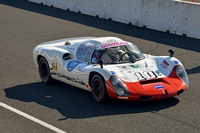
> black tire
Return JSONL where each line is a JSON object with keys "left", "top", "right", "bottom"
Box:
{"left": 38, "top": 57, "right": 54, "bottom": 84}
{"left": 91, "top": 74, "right": 109, "bottom": 103}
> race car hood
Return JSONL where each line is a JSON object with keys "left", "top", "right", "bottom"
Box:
{"left": 102, "top": 55, "right": 188, "bottom": 99}
{"left": 104, "top": 56, "right": 182, "bottom": 82}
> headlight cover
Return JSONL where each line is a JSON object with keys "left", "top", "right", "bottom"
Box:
{"left": 174, "top": 65, "right": 189, "bottom": 87}
{"left": 110, "top": 75, "right": 130, "bottom": 96}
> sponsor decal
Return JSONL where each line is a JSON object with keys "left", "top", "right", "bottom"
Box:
{"left": 51, "top": 63, "right": 57, "bottom": 70}
{"left": 74, "top": 63, "right": 87, "bottom": 73}
{"left": 111, "top": 71, "right": 116, "bottom": 74}
{"left": 67, "top": 61, "right": 82, "bottom": 72}
{"left": 85, "top": 83, "right": 89, "bottom": 88}
{"left": 101, "top": 41, "right": 129, "bottom": 49}
{"left": 174, "top": 60, "right": 179, "bottom": 64}
{"left": 131, "top": 65, "right": 139, "bottom": 69}
{"left": 155, "top": 85, "right": 164, "bottom": 89}
{"left": 51, "top": 72, "right": 86, "bottom": 86}
{"left": 161, "top": 60, "right": 169, "bottom": 69}
{"left": 107, "top": 39, "right": 116, "bottom": 43}
{"left": 118, "top": 97, "right": 129, "bottom": 99}
{"left": 128, "top": 70, "right": 132, "bottom": 73}
{"left": 155, "top": 71, "right": 162, "bottom": 76}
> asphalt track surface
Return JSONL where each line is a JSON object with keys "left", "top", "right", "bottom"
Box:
{"left": 0, "top": 0, "right": 200, "bottom": 133}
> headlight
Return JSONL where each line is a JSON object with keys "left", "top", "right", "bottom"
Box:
{"left": 174, "top": 65, "right": 189, "bottom": 87}
{"left": 176, "top": 66, "right": 184, "bottom": 75}
{"left": 111, "top": 75, "right": 119, "bottom": 85}
{"left": 110, "top": 75, "right": 130, "bottom": 96}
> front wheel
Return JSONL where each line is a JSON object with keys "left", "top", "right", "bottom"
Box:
{"left": 38, "top": 57, "right": 54, "bottom": 84}
{"left": 91, "top": 74, "right": 109, "bottom": 103}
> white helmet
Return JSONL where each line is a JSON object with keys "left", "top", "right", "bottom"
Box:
{"left": 106, "top": 46, "right": 119, "bottom": 54}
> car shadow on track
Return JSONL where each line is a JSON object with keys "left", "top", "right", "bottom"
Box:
{"left": 1, "top": 0, "right": 200, "bottom": 53}
{"left": 186, "top": 66, "right": 200, "bottom": 75}
{"left": 4, "top": 82, "right": 179, "bottom": 119}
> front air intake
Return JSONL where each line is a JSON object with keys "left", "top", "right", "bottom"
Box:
{"left": 140, "top": 78, "right": 167, "bottom": 85}
{"left": 139, "top": 96, "right": 152, "bottom": 101}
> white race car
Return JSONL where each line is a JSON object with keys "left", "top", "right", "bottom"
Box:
{"left": 33, "top": 37, "right": 189, "bottom": 103}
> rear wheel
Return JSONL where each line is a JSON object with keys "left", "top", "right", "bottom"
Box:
{"left": 38, "top": 57, "right": 54, "bottom": 84}
{"left": 91, "top": 74, "right": 109, "bottom": 103}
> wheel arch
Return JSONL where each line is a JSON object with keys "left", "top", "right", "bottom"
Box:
{"left": 89, "top": 71, "right": 105, "bottom": 87}
{"left": 37, "top": 55, "right": 45, "bottom": 65}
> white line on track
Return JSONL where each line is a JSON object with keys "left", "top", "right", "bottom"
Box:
{"left": 0, "top": 102, "right": 66, "bottom": 133}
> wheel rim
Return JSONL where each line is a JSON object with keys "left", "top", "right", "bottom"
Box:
{"left": 40, "top": 61, "right": 48, "bottom": 80}
{"left": 93, "top": 79, "right": 103, "bottom": 100}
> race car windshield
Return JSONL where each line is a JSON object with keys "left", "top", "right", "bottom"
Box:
{"left": 124, "top": 43, "right": 145, "bottom": 60}
{"left": 92, "top": 43, "right": 145, "bottom": 64}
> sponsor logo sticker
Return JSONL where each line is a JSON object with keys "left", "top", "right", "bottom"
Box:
{"left": 155, "top": 71, "right": 162, "bottom": 76}
{"left": 101, "top": 41, "right": 129, "bottom": 49}
{"left": 111, "top": 71, "right": 116, "bottom": 74}
{"left": 85, "top": 83, "right": 89, "bottom": 88}
{"left": 161, "top": 60, "right": 169, "bottom": 69}
{"left": 107, "top": 39, "right": 116, "bottom": 43}
{"left": 131, "top": 65, "right": 139, "bottom": 69}
{"left": 174, "top": 60, "right": 179, "bottom": 64}
{"left": 67, "top": 61, "right": 82, "bottom": 72}
{"left": 155, "top": 85, "right": 164, "bottom": 89}
{"left": 118, "top": 97, "right": 129, "bottom": 99}
{"left": 127, "top": 70, "right": 132, "bottom": 73}
{"left": 51, "top": 63, "right": 57, "bottom": 70}
{"left": 51, "top": 72, "right": 86, "bottom": 86}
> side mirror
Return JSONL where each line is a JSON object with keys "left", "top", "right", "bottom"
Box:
{"left": 168, "top": 49, "right": 174, "bottom": 57}
{"left": 96, "top": 59, "right": 104, "bottom": 68}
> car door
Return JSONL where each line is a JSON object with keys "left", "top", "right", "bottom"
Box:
{"left": 60, "top": 41, "right": 95, "bottom": 89}
{"left": 74, "top": 41, "right": 96, "bottom": 90}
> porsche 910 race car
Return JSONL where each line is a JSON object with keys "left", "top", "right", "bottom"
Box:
{"left": 33, "top": 37, "right": 189, "bottom": 103}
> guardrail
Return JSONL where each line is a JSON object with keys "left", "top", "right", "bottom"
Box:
{"left": 28, "top": 0, "right": 200, "bottom": 39}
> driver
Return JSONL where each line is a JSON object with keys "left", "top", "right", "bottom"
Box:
{"left": 101, "top": 46, "right": 129, "bottom": 64}
{"left": 91, "top": 50, "right": 101, "bottom": 63}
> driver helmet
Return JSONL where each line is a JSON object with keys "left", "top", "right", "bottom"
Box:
{"left": 94, "top": 50, "right": 101, "bottom": 58}
{"left": 106, "top": 46, "right": 119, "bottom": 54}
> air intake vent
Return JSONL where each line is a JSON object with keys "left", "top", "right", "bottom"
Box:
{"left": 140, "top": 78, "right": 166, "bottom": 85}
